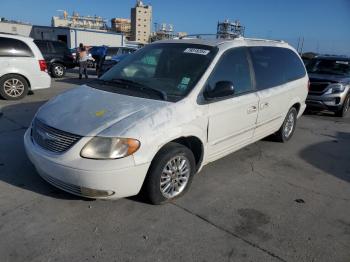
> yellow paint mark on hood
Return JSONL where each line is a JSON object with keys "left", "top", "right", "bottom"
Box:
{"left": 95, "top": 110, "right": 106, "bottom": 117}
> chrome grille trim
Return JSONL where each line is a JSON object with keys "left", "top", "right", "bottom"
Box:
{"left": 32, "top": 118, "right": 82, "bottom": 153}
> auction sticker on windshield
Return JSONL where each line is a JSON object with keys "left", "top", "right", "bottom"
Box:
{"left": 184, "top": 48, "right": 210, "bottom": 55}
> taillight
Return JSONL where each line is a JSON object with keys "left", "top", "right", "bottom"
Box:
{"left": 38, "top": 60, "right": 47, "bottom": 72}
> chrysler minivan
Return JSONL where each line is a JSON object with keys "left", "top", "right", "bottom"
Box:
{"left": 24, "top": 37, "right": 308, "bottom": 204}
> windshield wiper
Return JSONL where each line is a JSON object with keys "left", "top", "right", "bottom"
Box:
{"left": 111, "top": 78, "right": 168, "bottom": 101}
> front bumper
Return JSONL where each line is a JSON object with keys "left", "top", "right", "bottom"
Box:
{"left": 306, "top": 91, "right": 348, "bottom": 111}
{"left": 24, "top": 129, "right": 150, "bottom": 199}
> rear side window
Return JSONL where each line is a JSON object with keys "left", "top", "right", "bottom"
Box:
{"left": 106, "top": 48, "right": 120, "bottom": 56}
{"left": 34, "top": 41, "right": 52, "bottom": 53}
{"left": 52, "top": 41, "right": 69, "bottom": 54}
{"left": 249, "top": 46, "right": 306, "bottom": 90}
{"left": 0, "top": 37, "right": 33, "bottom": 57}
{"left": 207, "top": 47, "right": 253, "bottom": 96}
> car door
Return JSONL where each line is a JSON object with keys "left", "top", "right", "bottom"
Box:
{"left": 206, "top": 47, "right": 259, "bottom": 162}
{"left": 249, "top": 46, "right": 300, "bottom": 139}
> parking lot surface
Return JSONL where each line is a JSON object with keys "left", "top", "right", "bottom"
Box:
{"left": 1, "top": 70, "right": 350, "bottom": 262}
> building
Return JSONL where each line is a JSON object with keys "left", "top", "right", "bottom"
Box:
{"left": 217, "top": 19, "right": 245, "bottom": 39}
{"left": 0, "top": 18, "right": 32, "bottom": 36}
{"left": 131, "top": 0, "right": 152, "bottom": 44}
{"left": 111, "top": 18, "right": 131, "bottom": 40}
{"left": 52, "top": 11, "right": 108, "bottom": 31}
{"left": 31, "top": 26, "right": 124, "bottom": 49}
{"left": 150, "top": 23, "right": 187, "bottom": 42}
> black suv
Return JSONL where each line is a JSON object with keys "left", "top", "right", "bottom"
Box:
{"left": 306, "top": 56, "right": 350, "bottom": 117}
{"left": 34, "top": 40, "right": 75, "bottom": 78}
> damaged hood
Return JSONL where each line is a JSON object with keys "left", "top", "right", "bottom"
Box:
{"left": 36, "top": 85, "right": 170, "bottom": 136}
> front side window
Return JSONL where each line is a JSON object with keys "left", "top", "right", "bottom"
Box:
{"left": 92, "top": 44, "right": 217, "bottom": 102}
{"left": 306, "top": 59, "right": 350, "bottom": 77}
{"left": 249, "top": 46, "right": 306, "bottom": 90}
{"left": 206, "top": 47, "right": 253, "bottom": 96}
{"left": 0, "top": 37, "right": 33, "bottom": 57}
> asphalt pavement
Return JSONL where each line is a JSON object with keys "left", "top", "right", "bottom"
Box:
{"left": 0, "top": 70, "right": 349, "bottom": 262}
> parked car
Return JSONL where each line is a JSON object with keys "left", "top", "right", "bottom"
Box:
{"left": 0, "top": 33, "right": 51, "bottom": 100}
{"left": 70, "top": 48, "right": 96, "bottom": 68}
{"left": 90, "top": 46, "right": 136, "bottom": 75}
{"left": 98, "top": 53, "right": 132, "bottom": 77}
{"left": 34, "top": 40, "right": 75, "bottom": 78}
{"left": 306, "top": 56, "right": 350, "bottom": 117}
{"left": 24, "top": 37, "right": 308, "bottom": 204}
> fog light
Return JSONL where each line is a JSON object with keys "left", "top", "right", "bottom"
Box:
{"left": 80, "top": 187, "right": 115, "bottom": 197}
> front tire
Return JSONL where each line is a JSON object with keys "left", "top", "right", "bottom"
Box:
{"left": 51, "top": 63, "right": 66, "bottom": 78}
{"left": 143, "top": 142, "right": 196, "bottom": 205}
{"left": 275, "top": 107, "right": 297, "bottom": 142}
{"left": 0, "top": 74, "right": 29, "bottom": 100}
{"left": 335, "top": 94, "right": 350, "bottom": 117}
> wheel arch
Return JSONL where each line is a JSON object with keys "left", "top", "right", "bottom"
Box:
{"left": 0, "top": 73, "right": 31, "bottom": 88}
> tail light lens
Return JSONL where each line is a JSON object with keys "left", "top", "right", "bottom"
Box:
{"left": 38, "top": 60, "right": 47, "bottom": 72}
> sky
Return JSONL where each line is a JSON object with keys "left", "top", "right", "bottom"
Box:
{"left": 1, "top": 0, "right": 350, "bottom": 55}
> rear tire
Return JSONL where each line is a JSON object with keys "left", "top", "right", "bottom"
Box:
{"left": 51, "top": 63, "right": 66, "bottom": 78}
{"left": 0, "top": 74, "right": 29, "bottom": 100}
{"left": 274, "top": 107, "right": 298, "bottom": 143}
{"left": 143, "top": 142, "right": 196, "bottom": 205}
{"left": 335, "top": 94, "right": 350, "bottom": 117}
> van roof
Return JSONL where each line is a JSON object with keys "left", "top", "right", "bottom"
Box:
{"left": 153, "top": 37, "right": 287, "bottom": 47}
{"left": 0, "top": 32, "right": 34, "bottom": 42}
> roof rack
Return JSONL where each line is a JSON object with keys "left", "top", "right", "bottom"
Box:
{"left": 179, "top": 33, "right": 242, "bottom": 40}
{"left": 243, "top": 37, "right": 285, "bottom": 44}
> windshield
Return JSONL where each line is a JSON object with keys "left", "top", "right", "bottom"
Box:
{"left": 306, "top": 59, "right": 350, "bottom": 76}
{"left": 91, "top": 43, "right": 217, "bottom": 102}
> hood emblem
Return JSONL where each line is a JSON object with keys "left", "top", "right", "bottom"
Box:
{"left": 36, "top": 129, "right": 61, "bottom": 143}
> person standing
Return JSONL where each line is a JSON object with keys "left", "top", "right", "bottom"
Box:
{"left": 77, "top": 43, "right": 91, "bottom": 79}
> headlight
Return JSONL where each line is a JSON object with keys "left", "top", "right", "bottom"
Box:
{"left": 81, "top": 137, "right": 140, "bottom": 159}
{"left": 325, "top": 83, "right": 345, "bottom": 94}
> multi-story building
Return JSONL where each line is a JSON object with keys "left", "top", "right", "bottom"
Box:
{"left": 111, "top": 18, "right": 132, "bottom": 40}
{"left": 131, "top": 0, "right": 152, "bottom": 44}
{"left": 52, "top": 11, "right": 108, "bottom": 31}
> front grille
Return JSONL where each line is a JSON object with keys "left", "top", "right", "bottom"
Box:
{"left": 309, "top": 82, "right": 330, "bottom": 95}
{"left": 32, "top": 118, "right": 82, "bottom": 153}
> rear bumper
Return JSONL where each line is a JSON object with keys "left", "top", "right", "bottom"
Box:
{"left": 30, "top": 72, "right": 51, "bottom": 91}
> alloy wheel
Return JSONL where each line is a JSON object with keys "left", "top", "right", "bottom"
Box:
{"left": 160, "top": 155, "right": 191, "bottom": 199}
{"left": 283, "top": 112, "right": 295, "bottom": 138}
{"left": 3, "top": 78, "right": 25, "bottom": 98}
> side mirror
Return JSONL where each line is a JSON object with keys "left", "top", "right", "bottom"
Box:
{"left": 204, "top": 81, "right": 235, "bottom": 100}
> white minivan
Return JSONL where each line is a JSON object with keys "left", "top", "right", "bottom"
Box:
{"left": 24, "top": 37, "right": 308, "bottom": 204}
{"left": 0, "top": 33, "right": 51, "bottom": 100}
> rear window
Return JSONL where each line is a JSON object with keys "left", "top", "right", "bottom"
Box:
{"left": 0, "top": 37, "right": 34, "bottom": 57}
{"left": 249, "top": 46, "right": 306, "bottom": 90}
{"left": 106, "top": 47, "right": 120, "bottom": 56}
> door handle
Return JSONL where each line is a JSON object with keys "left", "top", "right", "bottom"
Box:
{"left": 260, "top": 102, "right": 269, "bottom": 109}
{"left": 247, "top": 106, "right": 257, "bottom": 114}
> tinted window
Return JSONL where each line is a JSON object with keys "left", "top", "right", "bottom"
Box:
{"left": 52, "top": 41, "right": 69, "bottom": 54}
{"left": 249, "top": 46, "right": 306, "bottom": 90}
{"left": 34, "top": 40, "right": 52, "bottom": 53}
{"left": 106, "top": 47, "right": 120, "bottom": 56}
{"left": 306, "top": 59, "right": 350, "bottom": 77}
{"left": 207, "top": 47, "right": 253, "bottom": 96}
{"left": 0, "top": 37, "right": 33, "bottom": 57}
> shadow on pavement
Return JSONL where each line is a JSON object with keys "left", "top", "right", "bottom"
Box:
{"left": 299, "top": 132, "right": 350, "bottom": 183}
{"left": 0, "top": 101, "right": 84, "bottom": 200}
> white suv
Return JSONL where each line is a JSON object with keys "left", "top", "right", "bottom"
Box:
{"left": 0, "top": 33, "right": 51, "bottom": 100}
{"left": 24, "top": 37, "right": 308, "bottom": 204}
